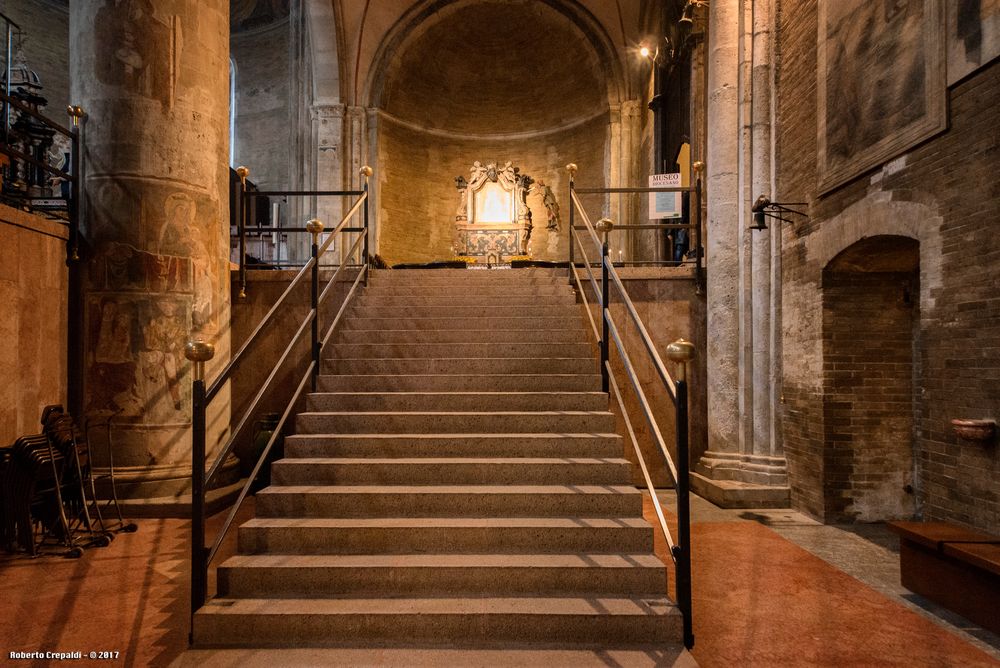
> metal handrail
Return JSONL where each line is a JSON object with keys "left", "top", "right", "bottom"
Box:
{"left": 186, "top": 166, "right": 374, "bottom": 643}
{"left": 565, "top": 162, "right": 698, "bottom": 650}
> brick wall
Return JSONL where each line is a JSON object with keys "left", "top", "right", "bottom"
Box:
{"left": 777, "top": 0, "right": 1000, "bottom": 531}
{"left": 822, "top": 270, "right": 918, "bottom": 522}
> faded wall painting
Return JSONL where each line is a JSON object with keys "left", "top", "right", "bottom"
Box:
{"left": 817, "top": 0, "right": 946, "bottom": 192}
{"left": 948, "top": 0, "right": 1000, "bottom": 84}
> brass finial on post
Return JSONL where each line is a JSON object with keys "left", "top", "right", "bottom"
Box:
{"left": 306, "top": 218, "right": 325, "bottom": 243}
{"left": 692, "top": 161, "right": 705, "bottom": 174}
{"left": 67, "top": 105, "right": 85, "bottom": 127}
{"left": 566, "top": 163, "right": 578, "bottom": 181}
{"left": 185, "top": 339, "right": 216, "bottom": 382}
{"left": 360, "top": 165, "right": 373, "bottom": 181}
{"left": 236, "top": 165, "right": 250, "bottom": 186}
{"left": 666, "top": 338, "right": 695, "bottom": 382}
{"left": 596, "top": 217, "right": 615, "bottom": 242}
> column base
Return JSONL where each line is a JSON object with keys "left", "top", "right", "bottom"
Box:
{"left": 691, "top": 451, "right": 790, "bottom": 508}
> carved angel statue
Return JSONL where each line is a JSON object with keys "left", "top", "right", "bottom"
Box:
{"left": 497, "top": 161, "right": 517, "bottom": 190}
{"left": 467, "top": 161, "right": 488, "bottom": 190}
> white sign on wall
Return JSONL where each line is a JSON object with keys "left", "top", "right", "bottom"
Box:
{"left": 649, "top": 173, "right": 682, "bottom": 219}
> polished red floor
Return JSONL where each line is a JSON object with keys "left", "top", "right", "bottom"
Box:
{"left": 0, "top": 498, "right": 997, "bottom": 667}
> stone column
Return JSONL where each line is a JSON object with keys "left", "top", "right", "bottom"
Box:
{"left": 692, "top": 0, "right": 789, "bottom": 507}
{"left": 71, "top": 0, "right": 233, "bottom": 501}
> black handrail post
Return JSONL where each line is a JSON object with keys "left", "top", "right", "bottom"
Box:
{"left": 597, "top": 218, "right": 613, "bottom": 393}
{"left": 667, "top": 338, "right": 696, "bottom": 650}
{"left": 66, "top": 106, "right": 85, "bottom": 419}
{"left": 694, "top": 161, "right": 704, "bottom": 293}
{"left": 566, "top": 163, "right": 577, "bottom": 285}
{"left": 306, "top": 219, "right": 324, "bottom": 392}
{"left": 360, "top": 165, "right": 372, "bottom": 285}
{"left": 236, "top": 166, "right": 250, "bottom": 299}
{"left": 184, "top": 339, "right": 215, "bottom": 644}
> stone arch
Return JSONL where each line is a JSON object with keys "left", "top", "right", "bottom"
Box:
{"left": 362, "top": 0, "right": 625, "bottom": 113}
{"left": 820, "top": 233, "right": 921, "bottom": 522}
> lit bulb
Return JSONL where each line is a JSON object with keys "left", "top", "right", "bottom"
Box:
{"left": 640, "top": 46, "right": 651, "bottom": 58}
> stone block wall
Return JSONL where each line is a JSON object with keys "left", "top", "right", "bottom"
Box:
{"left": 776, "top": 0, "right": 1000, "bottom": 530}
{"left": 376, "top": 114, "right": 609, "bottom": 265}
{"left": 0, "top": 204, "right": 68, "bottom": 444}
{"left": 231, "top": 22, "right": 291, "bottom": 190}
{"left": 3, "top": 0, "right": 70, "bottom": 119}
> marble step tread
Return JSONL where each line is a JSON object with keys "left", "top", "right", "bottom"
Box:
{"left": 339, "top": 317, "right": 584, "bottom": 330}
{"left": 193, "top": 596, "right": 681, "bottom": 647}
{"left": 173, "top": 646, "right": 695, "bottom": 668}
{"left": 316, "top": 374, "right": 602, "bottom": 392}
{"left": 294, "top": 410, "right": 616, "bottom": 434}
{"left": 333, "top": 328, "right": 589, "bottom": 343}
{"left": 304, "top": 391, "right": 607, "bottom": 412}
{"left": 282, "top": 433, "right": 622, "bottom": 459}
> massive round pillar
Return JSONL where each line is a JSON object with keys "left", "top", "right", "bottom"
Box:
{"left": 70, "top": 0, "right": 232, "bottom": 501}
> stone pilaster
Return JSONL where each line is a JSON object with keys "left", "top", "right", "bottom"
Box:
{"left": 694, "top": 0, "right": 789, "bottom": 507}
{"left": 71, "top": 0, "right": 233, "bottom": 500}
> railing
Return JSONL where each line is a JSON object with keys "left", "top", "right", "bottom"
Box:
{"left": 232, "top": 167, "right": 368, "bottom": 293}
{"left": 571, "top": 167, "right": 703, "bottom": 282}
{"left": 0, "top": 89, "right": 85, "bottom": 260}
{"left": 184, "top": 165, "right": 373, "bottom": 641}
{"left": 566, "top": 162, "right": 700, "bottom": 650}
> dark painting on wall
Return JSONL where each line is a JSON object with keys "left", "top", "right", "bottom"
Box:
{"left": 817, "top": 0, "right": 946, "bottom": 193}
{"left": 948, "top": 0, "right": 1000, "bottom": 84}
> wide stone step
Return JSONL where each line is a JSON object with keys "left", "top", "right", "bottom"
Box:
{"left": 340, "top": 316, "right": 582, "bottom": 331}
{"left": 327, "top": 342, "right": 593, "bottom": 359}
{"left": 333, "top": 328, "right": 589, "bottom": 344}
{"left": 362, "top": 284, "right": 573, "bottom": 297}
{"left": 354, "top": 294, "right": 577, "bottom": 307}
{"left": 295, "top": 411, "right": 616, "bottom": 434}
{"left": 271, "top": 457, "right": 631, "bottom": 485}
{"left": 175, "top": 646, "right": 693, "bottom": 667}
{"left": 369, "top": 269, "right": 564, "bottom": 285}
{"left": 323, "top": 358, "right": 595, "bottom": 375}
{"left": 348, "top": 305, "right": 581, "bottom": 319}
{"left": 254, "top": 485, "right": 642, "bottom": 518}
{"left": 317, "top": 373, "right": 602, "bottom": 392}
{"left": 282, "top": 433, "right": 623, "bottom": 459}
{"left": 305, "top": 391, "right": 607, "bottom": 412}
{"left": 192, "top": 596, "right": 681, "bottom": 648}
{"left": 237, "top": 517, "right": 654, "bottom": 554}
{"left": 216, "top": 553, "right": 666, "bottom": 598}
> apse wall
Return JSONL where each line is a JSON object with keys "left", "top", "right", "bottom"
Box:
{"left": 373, "top": 0, "right": 612, "bottom": 265}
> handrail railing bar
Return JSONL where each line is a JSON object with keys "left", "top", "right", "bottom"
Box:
{"left": 569, "top": 264, "right": 600, "bottom": 343}
{"left": 570, "top": 190, "right": 603, "bottom": 250}
{"left": 317, "top": 232, "right": 366, "bottom": 308}
{"left": 239, "top": 226, "right": 366, "bottom": 234}
{"left": 247, "top": 190, "right": 364, "bottom": 197}
{"left": 320, "top": 263, "right": 368, "bottom": 351}
{"left": 606, "top": 362, "right": 677, "bottom": 556}
{"left": 206, "top": 256, "right": 317, "bottom": 401}
{"left": 605, "top": 310, "right": 680, "bottom": 485}
{"left": 0, "top": 143, "right": 78, "bottom": 180}
{"left": 0, "top": 91, "right": 73, "bottom": 136}
{"left": 575, "top": 186, "right": 693, "bottom": 194}
{"left": 602, "top": 223, "right": 695, "bottom": 231}
{"left": 206, "top": 360, "right": 316, "bottom": 567}
{"left": 205, "top": 309, "right": 315, "bottom": 488}
{"left": 606, "top": 263, "right": 678, "bottom": 399}
{"left": 317, "top": 195, "right": 366, "bottom": 257}
{"left": 571, "top": 232, "right": 602, "bottom": 306}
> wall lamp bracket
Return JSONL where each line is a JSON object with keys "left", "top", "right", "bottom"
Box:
{"left": 749, "top": 195, "right": 807, "bottom": 231}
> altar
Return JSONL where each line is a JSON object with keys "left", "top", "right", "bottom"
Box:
{"left": 453, "top": 160, "right": 532, "bottom": 263}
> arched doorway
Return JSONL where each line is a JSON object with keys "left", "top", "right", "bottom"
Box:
{"left": 821, "top": 235, "right": 920, "bottom": 522}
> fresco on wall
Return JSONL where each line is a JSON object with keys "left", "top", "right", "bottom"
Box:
{"left": 948, "top": 0, "right": 1000, "bottom": 84}
{"left": 817, "top": 0, "right": 946, "bottom": 193}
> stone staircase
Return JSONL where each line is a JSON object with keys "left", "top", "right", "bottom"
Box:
{"left": 191, "top": 268, "right": 684, "bottom": 660}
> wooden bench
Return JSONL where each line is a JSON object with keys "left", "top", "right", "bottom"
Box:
{"left": 888, "top": 521, "right": 1000, "bottom": 635}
